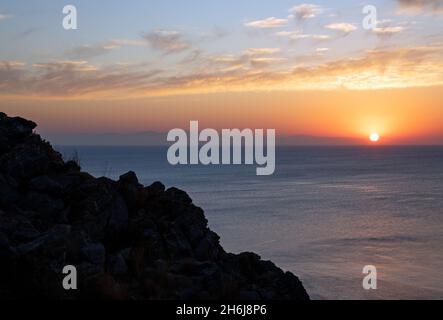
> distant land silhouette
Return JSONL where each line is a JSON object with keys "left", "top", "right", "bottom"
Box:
{"left": 43, "top": 131, "right": 370, "bottom": 146}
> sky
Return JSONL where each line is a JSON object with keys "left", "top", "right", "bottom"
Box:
{"left": 1, "top": 0, "right": 443, "bottom": 144}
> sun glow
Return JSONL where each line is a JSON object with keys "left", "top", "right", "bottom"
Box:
{"left": 369, "top": 133, "right": 380, "bottom": 142}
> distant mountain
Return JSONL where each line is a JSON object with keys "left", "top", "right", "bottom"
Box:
{"left": 277, "top": 134, "right": 365, "bottom": 146}
{"left": 42, "top": 131, "right": 166, "bottom": 146}
{"left": 42, "top": 131, "right": 367, "bottom": 146}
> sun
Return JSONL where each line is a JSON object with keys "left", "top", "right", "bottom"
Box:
{"left": 369, "top": 133, "right": 380, "bottom": 143}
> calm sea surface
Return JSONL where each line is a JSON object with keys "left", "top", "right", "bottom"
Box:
{"left": 56, "top": 146, "right": 443, "bottom": 300}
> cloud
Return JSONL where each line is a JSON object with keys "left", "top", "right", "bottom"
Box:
{"left": 0, "top": 61, "right": 25, "bottom": 67}
{"left": 373, "top": 26, "right": 406, "bottom": 36}
{"left": 200, "top": 27, "right": 228, "bottom": 41}
{"left": 325, "top": 23, "right": 357, "bottom": 34}
{"left": 244, "top": 17, "right": 288, "bottom": 29}
{"left": 207, "top": 48, "right": 285, "bottom": 72}
{"left": 208, "top": 54, "right": 248, "bottom": 72}
{"left": 311, "top": 35, "right": 331, "bottom": 41}
{"left": 32, "top": 60, "right": 98, "bottom": 72}
{"left": 396, "top": 0, "right": 443, "bottom": 13}
{"left": 1, "top": 46, "right": 443, "bottom": 98}
{"left": 244, "top": 48, "right": 282, "bottom": 55}
{"left": 369, "top": 19, "right": 407, "bottom": 38}
{"left": 289, "top": 4, "right": 323, "bottom": 20}
{"left": 67, "top": 44, "right": 118, "bottom": 60}
{"left": 287, "top": 46, "right": 443, "bottom": 89}
{"left": 0, "top": 13, "right": 12, "bottom": 20}
{"left": 12, "top": 28, "right": 38, "bottom": 40}
{"left": 242, "top": 48, "right": 285, "bottom": 68}
{"left": 0, "top": 60, "right": 162, "bottom": 97}
{"left": 179, "top": 49, "right": 203, "bottom": 64}
{"left": 142, "top": 30, "right": 192, "bottom": 54}
{"left": 66, "top": 39, "right": 146, "bottom": 59}
{"left": 112, "top": 39, "right": 146, "bottom": 47}
{"left": 147, "top": 45, "right": 443, "bottom": 93}
{"left": 0, "top": 61, "right": 25, "bottom": 92}
{"left": 276, "top": 31, "right": 330, "bottom": 41}
{"left": 276, "top": 31, "right": 310, "bottom": 39}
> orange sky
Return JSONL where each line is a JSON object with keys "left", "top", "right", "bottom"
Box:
{"left": 1, "top": 85, "right": 442, "bottom": 145}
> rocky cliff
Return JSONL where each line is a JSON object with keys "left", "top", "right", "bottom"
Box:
{"left": 0, "top": 112, "right": 309, "bottom": 300}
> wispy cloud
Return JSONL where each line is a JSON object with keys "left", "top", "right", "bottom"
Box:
{"left": 289, "top": 4, "right": 323, "bottom": 20}
{"left": 0, "top": 60, "right": 162, "bottom": 97}
{"left": 200, "top": 27, "right": 228, "bottom": 41}
{"left": 12, "top": 28, "right": 38, "bottom": 40}
{"left": 142, "top": 30, "right": 192, "bottom": 54}
{"left": 286, "top": 46, "right": 443, "bottom": 89}
{"left": 244, "top": 48, "right": 282, "bottom": 55}
{"left": 325, "top": 23, "right": 357, "bottom": 34}
{"left": 2, "top": 45, "right": 442, "bottom": 98}
{"left": 66, "top": 44, "right": 118, "bottom": 60}
{"left": 32, "top": 60, "right": 98, "bottom": 72}
{"left": 112, "top": 39, "right": 146, "bottom": 47}
{"left": 276, "top": 31, "right": 330, "bottom": 41}
{"left": 244, "top": 17, "right": 289, "bottom": 29}
{"left": 207, "top": 48, "right": 285, "bottom": 72}
{"left": 369, "top": 19, "right": 407, "bottom": 38}
{"left": 66, "top": 39, "right": 146, "bottom": 59}
{"left": 373, "top": 26, "right": 406, "bottom": 36}
{"left": 0, "top": 61, "right": 25, "bottom": 67}
{"left": 0, "top": 13, "right": 12, "bottom": 20}
{"left": 396, "top": 0, "right": 443, "bottom": 14}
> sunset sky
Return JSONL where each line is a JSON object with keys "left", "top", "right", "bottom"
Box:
{"left": 1, "top": 0, "right": 443, "bottom": 144}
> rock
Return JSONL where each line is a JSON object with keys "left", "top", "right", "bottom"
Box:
{"left": 0, "top": 173, "right": 19, "bottom": 206}
{"left": 119, "top": 171, "right": 139, "bottom": 186}
{"left": 165, "top": 187, "right": 193, "bottom": 205}
{"left": 64, "top": 160, "right": 81, "bottom": 172}
{"left": 148, "top": 181, "right": 165, "bottom": 193}
{"left": 0, "top": 112, "right": 310, "bottom": 300}
{"left": 0, "top": 115, "right": 36, "bottom": 140}
{"left": 118, "top": 172, "right": 141, "bottom": 211}
{"left": 194, "top": 231, "right": 221, "bottom": 261}
{"left": 0, "top": 114, "right": 36, "bottom": 157}
{"left": 238, "top": 290, "right": 261, "bottom": 300}
{"left": 108, "top": 253, "right": 128, "bottom": 275}
{"left": 9, "top": 217, "right": 40, "bottom": 241}
{"left": 0, "top": 232, "right": 16, "bottom": 260}
{"left": 106, "top": 195, "right": 129, "bottom": 232}
{"left": 0, "top": 140, "right": 65, "bottom": 181}
{"left": 82, "top": 243, "right": 106, "bottom": 266}
{"left": 23, "top": 192, "right": 65, "bottom": 222}
{"left": 29, "top": 175, "right": 63, "bottom": 194}
{"left": 15, "top": 224, "right": 71, "bottom": 256}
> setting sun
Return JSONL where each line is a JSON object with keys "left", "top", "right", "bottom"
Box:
{"left": 370, "top": 133, "right": 380, "bottom": 142}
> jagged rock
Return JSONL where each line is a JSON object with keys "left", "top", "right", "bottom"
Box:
{"left": 29, "top": 175, "right": 63, "bottom": 194}
{"left": 0, "top": 113, "right": 36, "bottom": 141}
{"left": 0, "top": 173, "right": 19, "bottom": 205}
{"left": 118, "top": 171, "right": 141, "bottom": 211}
{"left": 165, "top": 187, "right": 193, "bottom": 205}
{"left": 0, "top": 112, "right": 309, "bottom": 300}
{"left": 119, "top": 171, "right": 140, "bottom": 186}
{"left": 108, "top": 252, "right": 128, "bottom": 275}
{"left": 82, "top": 243, "right": 106, "bottom": 266}
{"left": 148, "top": 181, "right": 165, "bottom": 193}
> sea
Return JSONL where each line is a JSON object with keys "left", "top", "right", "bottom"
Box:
{"left": 55, "top": 145, "right": 443, "bottom": 300}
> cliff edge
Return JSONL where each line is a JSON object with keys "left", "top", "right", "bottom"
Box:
{"left": 0, "top": 112, "right": 309, "bottom": 300}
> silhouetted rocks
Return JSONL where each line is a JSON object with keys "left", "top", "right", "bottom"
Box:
{"left": 0, "top": 112, "right": 309, "bottom": 300}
